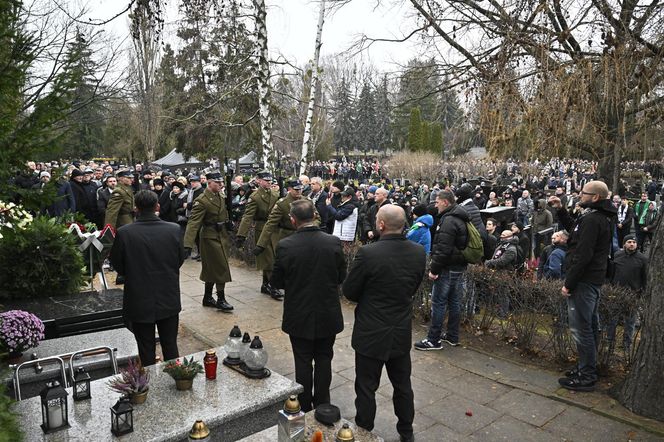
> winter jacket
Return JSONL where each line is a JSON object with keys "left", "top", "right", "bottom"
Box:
{"left": 517, "top": 196, "right": 534, "bottom": 218}
{"left": 406, "top": 214, "right": 433, "bottom": 254}
{"left": 485, "top": 236, "right": 520, "bottom": 270}
{"left": 459, "top": 198, "right": 488, "bottom": 241}
{"left": 640, "top": 208, "right": 658, "bottom": 230}
{"left": 611, "top": 249, "right": 648, "bottom": 293}
{"left": 533, "top": 199, "right": 553, "bottom": 232}
{"left": 634, "top": 200, "right": 650, "bottom": 225}
{"left": 556, "top": 199, "right": 617, "bottom": 290}
{"left": 430, "top": 204, "right": 470, "bottom": 274}
{"left": 539, "top": 244, "right": 567, "bottom": 280}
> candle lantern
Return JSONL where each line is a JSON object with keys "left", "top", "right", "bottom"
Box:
{"left": 72, "top": 367, "right": 91, "bottom": 401}
{"left": 110, "top": 396, "right": 134, "bottom": 436}
{"left": 40, "top": 380, "right": 70, "bottom": 434}
{"left": 240, "top": 332, "right": 251, "bottom": 361}
{"left": 244, "top": 336, "right": 268, "bottom": 376}
{"left": 188, "top": 419, "right": 211, "bottom": 441}
{"left": 223, "top": 325, "right": 243, "bottom": 365}
{"left": 277, "top": 395, "right": 305, "bottom": 442}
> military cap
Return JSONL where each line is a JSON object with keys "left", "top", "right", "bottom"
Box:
{"left": 341, "top": 188, "right": 355, "bottom": 197}
{"left": 206, "top": 171, "right": 223, "bottom": 181}
{"left": 84, "top": 168, "right": 94, "bottom": 174}
{"left": 256, "top": 170, "right": 273, "bottom": 181}
{"left": 189, "top": 175, "right": 201, "bottom": 182}
{"left": 286, "top": 179, "right": 302, "bottom": 190}
{"left": 116, "top": 170, "right": 134, "bottom": 178}
{"left": 70, "top": 169, "right": 84, "bottom": 178}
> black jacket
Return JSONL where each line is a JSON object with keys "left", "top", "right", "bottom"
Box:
{"left": 271, "top": 226, "right": 346, "bottom": 339}
{"left": 430, "top": 204, "right": 470, "bottom": 274}
{"left": 110, "top": 213, "right": 186, "bottom": 323}
{"left": 309, "top": 190, "right": 329, "bottom": 226}
{"left": 486, "top": 237, "right": 519, "bottom": 270}
{"left": 611, "top": 249, "right": 648, "bottom": 293}
{"left": 342, "top": 234, "right": 426, "bottom": 361}
{"left": 557, "top": 199, "right": 617, "bottom": 290}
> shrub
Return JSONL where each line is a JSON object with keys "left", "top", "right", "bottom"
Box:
{"left": 0, "top": 380, "right": 22, "bottom": 442}
{"left": 0, "top": 217, "right": 85, "bottom": 300}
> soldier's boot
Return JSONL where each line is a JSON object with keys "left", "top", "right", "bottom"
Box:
{"left": 202, "top": 282, "right": 217, "bottom": 308}
{"left": 216, "top": 290, "right": 234, "bottom": 313}
{"left": 260, "top": 272, "right": 272, "bottom": 295}
{"left": 269, "top": 286, "right": 284, "bottom": 301}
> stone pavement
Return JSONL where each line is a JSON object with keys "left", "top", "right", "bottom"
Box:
{"left": 174, "top": 259, "right": 663, "bottom": 442}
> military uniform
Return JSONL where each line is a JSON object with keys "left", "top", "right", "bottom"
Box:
{"left": 256, "top": 192, "right": 300, "bottom": 252}
{"left": 183, "top": 174, "right": 234, "bottom": 312}
{"left": 184, "top": 188, "right": 232, "bottom": 284}
{"left": 237, "top": 186, "right": 279, "bottom": 271}
{"left": 104, "top": 183, "right": 134, "bottom": 229}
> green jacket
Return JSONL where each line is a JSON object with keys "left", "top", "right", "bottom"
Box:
{"left": 256, "top": 193, "right": 300, "bottom": 252}
{"left": 237, "top": 187, "right": 279, "bottom": 271}
{"left": 104, "top": 184, "right": 134, "bottom": 229}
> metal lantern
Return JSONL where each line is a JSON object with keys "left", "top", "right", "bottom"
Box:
{"left": 188, "top": 419, "right": 211, "bottom": 441}
{"left": 223, "top": 325, "right": 243, "bottom": 365}
{"left": 110, "top": 396, "right": 134, "bottom": 436}
{"left": 72, "top": 367, "right": 91, "bottom": 401}
{"left": 244, "top": 336, "right": 268, "bottom": 376}
{"left": 40, "top": 380, "right": 70, "bottom": 434}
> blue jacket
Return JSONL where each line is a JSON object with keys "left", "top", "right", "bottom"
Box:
{"left": 406, "top": 214, "right": 433, "bottom": 254}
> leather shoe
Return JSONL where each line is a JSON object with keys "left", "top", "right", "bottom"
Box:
{"left": 260, "top": 283, "right": 271, "bottom": 295}
{"left": 216, "top": 297, "right": 234, "bottom": 312}
{"left": 269, "top": 287, "right": 284, "bottom": 301}
{"left": 558, "top": 376, "right": 596, "bottom": 392}
{"left": 202, "top": 296, "right": 217, "bottom": 308}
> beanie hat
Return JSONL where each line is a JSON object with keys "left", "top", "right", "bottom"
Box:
{"left": 368, "top": 185, "right": 378, "bottom": 194}
{"left": 332, "top": 180, "right": 345, "bottom": 191}
{"left": 412, "top": 204, "right": 428, "bottom": 218}
{"left": 455, "top": 183, "right": 473, "bottom": 202}
{"left": 623, "top": 233, "right": 636, "bottom": 245}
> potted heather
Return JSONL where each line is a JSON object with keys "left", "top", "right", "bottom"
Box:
{"left": 108, "top": 358, "right": 150, "bottom": 404}
{"left": 163, "top": 357, "right": 203, "bottom": 391}
{"left": 0, "top": 310, "right": 45, "bottom": 363}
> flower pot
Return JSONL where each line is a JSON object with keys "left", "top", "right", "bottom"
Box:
{"left": 131, "top": 390, "right": 149, "bottom": 405}
{"left": 175, "top": 379, "right": 193, "bottom": 391}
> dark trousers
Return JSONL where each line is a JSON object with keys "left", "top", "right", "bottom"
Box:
{"left": 616, "top": 225, "right": 631, "bottom": 246}
{"left": 355, "top": 352, "right": 414, "bottom": 439}
{"left": 289, "top": 335, "right": 336, "bottom": 412}
{"left": 567, "top": 283, "right": 601, "bottom": 381}
{"left": 132, "top": 314, "right": 179, "bottom": 366}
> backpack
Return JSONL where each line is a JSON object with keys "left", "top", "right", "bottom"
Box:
{"left": 461, "top": 222, "right": 484, "bottom": 264}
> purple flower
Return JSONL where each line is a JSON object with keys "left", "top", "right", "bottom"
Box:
{"left": 0, "top": 310, "right": 45, "bottom": 354}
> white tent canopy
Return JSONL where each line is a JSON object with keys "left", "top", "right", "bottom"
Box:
{"left": 152, "top": 149, "right": 205, "bottom": 168}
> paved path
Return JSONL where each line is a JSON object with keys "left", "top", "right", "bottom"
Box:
{"left": 175, "top": 259, "right": 662, "bottom": 442}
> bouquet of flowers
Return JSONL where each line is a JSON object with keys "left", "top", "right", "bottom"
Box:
{"left": 108, "top": 358, "right": 150, "bottom": 395}
{"left": 163, "top": 357, "right": 204, "bottom": 380}
{"left": 0, "top": 201, "right": 33, "bottom": 239}
{"left": 0, "top": 310, "right": 45, "bottom": 355}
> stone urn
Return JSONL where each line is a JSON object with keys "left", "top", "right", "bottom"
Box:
{"left": 175, "top": 379, "right": 193, "bottom": 391}
{"left": 131, "top": 390, "right": 149, "bottom": 405}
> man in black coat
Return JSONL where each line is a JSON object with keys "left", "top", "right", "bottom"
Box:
{"left": 271, "top": 199, "right": 346, "bottom": 412}
{"left": 110, "top": 190, "right": 187, "bottom": 366}
{"left": 343, "top": 204, "right": 426, "bottom": 442}
{"left": 548, "top": 180, "right": 617, "bottom": 392}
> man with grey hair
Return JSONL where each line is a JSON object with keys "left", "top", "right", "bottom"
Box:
{"left": 363, "top": 187, "right": 391, "bottom": 242}
{"left": 343, "top": 204, "right": 426, "bottom": 442}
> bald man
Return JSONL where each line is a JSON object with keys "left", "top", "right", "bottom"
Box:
{"left": 343, "top": 204, "right": 426, "bottom": 442}
{"left": 548, "top": 180, "right": 617, "bottom": 392}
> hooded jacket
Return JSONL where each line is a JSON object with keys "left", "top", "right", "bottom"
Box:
{"left": 533, "top": 199, "right": 553, "bottom": 232}
{"left": 406, "top": 213, "right": 433, "bottom": 254}
{"left": 430, "top": 204, "right": 470, "bottom": 274}
{"left": 485, "top": 236, "right": 520, "bottom": 270}
{"left": 557, "top": 199, "right": 617, "bottom": 290}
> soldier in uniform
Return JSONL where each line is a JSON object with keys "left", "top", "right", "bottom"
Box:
{"left": 183, "top": 172, "right": 234, "bottom": 312}
{"left": 235, "top": 170, "right": 280, "bottom": 298}
{"left": 105, "top": 170, "right": 135, "bottom": 229}
{"left": 254, "top": 179, "right": 303, "bottom": 300}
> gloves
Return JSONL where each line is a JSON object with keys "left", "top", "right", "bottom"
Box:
{"left": 235, "top": 236, "right": 246, "bottom": 249}
{"left": 225, "top": 220, "right": 234, "bottom": 231}
{"left": 253, "top": 246, "right": 265, "bottom": 256}
{"left": 184, "top": 247, "right": 192, "bottom": 257}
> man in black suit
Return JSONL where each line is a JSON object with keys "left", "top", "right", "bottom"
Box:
{"left": 343, "top": 204, "right": 426, "bottom": 442}
{"left": 110, "top": 190, "right": 187, "bottom": 366}
{"left": 271, "top": 199, "right": 346, "bottom": 412}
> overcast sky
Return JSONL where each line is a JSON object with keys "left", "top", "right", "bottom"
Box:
{"left": 82, "top": 0, "right": 423, "bottom": 70}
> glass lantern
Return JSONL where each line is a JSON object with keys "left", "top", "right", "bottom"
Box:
{"left": 40, "top": 380, "right": 70, "bottom": 434}
{"left": 110, "top": 396, "right": 134, "bottom": 436}
{"left": 223, "top": 325, "right": 243, "bottom": 365}
{"left": 240, "top": 332, "right": 251, "bottom": 361}
{"left": 244, "top": 336, "right": 268, "bottom": 376}
{"left": 72, "top": 367, "right": 91, "bottom": 401}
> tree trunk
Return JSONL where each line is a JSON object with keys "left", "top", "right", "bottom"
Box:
{"left": 617, "top": 214, "right": 664, "bottom": 420}
{"left": 253, "top": 0, "right": 275, "bottom": 172}
{"left": 299, "top": 0, "right": 325, "bottom": 176}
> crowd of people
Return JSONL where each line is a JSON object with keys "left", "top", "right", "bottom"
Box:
{"left": 8, "top": 155, "right": 660, "bottom": 440}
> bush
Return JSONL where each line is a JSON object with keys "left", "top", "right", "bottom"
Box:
{"left": 0, "top": 380, "right": 22, "bottom": 442}
{"left": 0, "top": 217, "right": 85, "bottom": 300}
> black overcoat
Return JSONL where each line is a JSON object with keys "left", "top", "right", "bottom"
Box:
{"left": 110, "top": 213, "right": 186, "bottom": 323}
{"left": 342, "top": 234, "right": 426, "bottom": 361}
{"left": 271, "top": 226, "right": 346, "bottom": 339}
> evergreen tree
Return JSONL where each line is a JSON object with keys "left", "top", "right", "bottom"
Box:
{"left": 421, "top": 121, "right": 431, "bottom": 151}
{"left": 408, "top": 107, "right": 422, "bottom": 151}
{"left": 332, "top": 75, "right": 354, "bottom": 154}
{"left": 430, "top": 122, "right": 443, "bottom": 155}
{"left": 374, "top": 74, "right": 392, "bottom": 151}
{"left": 354, "top": 81, "right": 377, "bottom": 153}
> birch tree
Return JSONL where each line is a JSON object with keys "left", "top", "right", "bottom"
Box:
{"left": 253, "top": 0, "right": 275, "bottom": 171}
{"left": 299, "top": 0, "right": 326, "bottom": 175}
